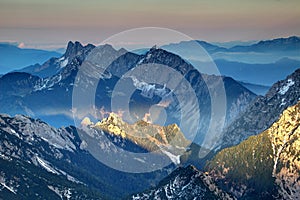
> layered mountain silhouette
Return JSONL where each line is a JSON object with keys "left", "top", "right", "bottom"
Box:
{"left": 162, "top": 36, "right": 300, "bottom": 91}
{"left": 17, "top": 41, "right": 95, "bottom": 78}
{"left": 0, "top": 43, "right": 61, "bottom": 74}
{"left": 0, "top": 37, "right": 299, "bottom": 199}
{"left": 0, "top": 41, "right": 255, "bottom": 145}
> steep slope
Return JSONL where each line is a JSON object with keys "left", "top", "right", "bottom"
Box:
{"left": 219, "top": 68, "right": 300, "bottom": 149}
{"left": 207, "top": 101, "right": 300, "bottom": 199}
{"left": 0, "top": 72, "right": 40, "bottom": 97}
{"left": 131, "top": 165, "right": 234, "bottom": 200}
{"left": 94, "top": 113, "right": 189, "bottom": 154}
{"left": 80, "top": 113, "right": 190, "bottom": 167}
{"left": 17, "top": 41, "right": 96, "bottom": 78}
{"left": 0, "top": 42, "right": 126, "bottom": 127}
{"left": 0, "top": 42, "right": 255, "bottom": 133}
{"left": 0, "top": 114, "right": 174, "bottom": 199}
{"left": 0, "top": 158, "right": 104, "bottom": 199}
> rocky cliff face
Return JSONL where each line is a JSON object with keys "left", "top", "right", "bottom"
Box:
{"left": 80, "top": 113, "right": 190, "bottom": 166}
{"left": 132, "top": 165, "right": 234, "bottom": 200}
{"left": 207, "top": 101, "right": 300, "bottom": 199}
{"left": 93, "top": 113, "right": 189, "bottom": 153}
{"left": 0, "top": 41, "right": 255, "bottom": 132}
{"left": 0, "top": 114, "right": 177, "bottom": 199}
{"left": 268, "top": 101, "right": 300, "bottom": 199}
{"left": 219, "top": 68, "right": 300, "bottom": 150}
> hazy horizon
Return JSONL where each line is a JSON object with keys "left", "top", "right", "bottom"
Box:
{"left": 0, "top": 0, "right": 299, "bottom": 50}
{"left": 1, "top": 35, "right": 299, "bottom": 52}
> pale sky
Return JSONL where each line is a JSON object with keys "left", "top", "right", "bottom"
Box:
{"left": 0, "top": 0, "right": 299, "bottom": 49}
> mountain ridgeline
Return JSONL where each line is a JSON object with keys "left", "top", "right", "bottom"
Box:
{"left": 0, "top": 41, "right": 255, "bottom": 144}
{"left": 0, "top": 37, "right": 299, "bottom": 199}
{"left": 0, "top": 113, "right": 180, "bottom": 199}
{"left": 218, "top": 68, "right": 300, "bottom": 150}
{"left": 206, "top": 101, "right": 300, "bottom": 199}
{"left": 132, "top": 165, "right": 234, "bottom": 200}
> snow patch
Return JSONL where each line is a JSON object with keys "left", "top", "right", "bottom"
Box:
{"left": 58, "top": 170, "right": 83, "bottom": 184}
{"left": 279, "top": 79, "right": 294, "bottom": 95}
{"left": 36, "top": 157, "right": 60, "bottom": 175}
{"left": 146, "top": 53, "right": 152, "bottom": 60}
{"left": 48, "top": 186, "right": 72, "bottom": 200}
{"left": 129, "top": 76, "right": 168, "bottom": 98}
{"left": 137, "top": 57, "right": 145, "bottom": 65}
{"left": 10, "top": 129, "right": 16, "bottom": 134}
{"left": 160, "top": 149, "right": 181, "bottom": 165}
{"left": 0, "top": 181, "right": 16, "bottom": 194}
{"left": 60, "top": 58, "right": 69, "bottom": 68}
{"left": 58, "top": 56, "right": 65, "bottom": 61}
{"left": 280, "top": 98, "right": 286, "bottom": 107}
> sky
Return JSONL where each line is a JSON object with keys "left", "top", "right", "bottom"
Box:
{"left": 0, "top": 0, "right": 299, "bottom": 50}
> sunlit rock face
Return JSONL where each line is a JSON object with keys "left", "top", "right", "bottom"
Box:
{"left": 206, "top": 101, "right": 300, "bottom": 199}
{"left": 85, "top": 113, "right": 190, "bottom": 160}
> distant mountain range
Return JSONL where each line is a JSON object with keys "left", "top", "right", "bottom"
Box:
{"left": 4, "top": 36, "right": 299, "bottom": 92}
{"left": 163, "top": 36, "right": 300, "bottom": 60}
{"left": 228, "top": 36, "right": 300, "bottom": 52}
{"left": 0, "top": 36, "right": 299, "bottom": 199}
{"left": 0, "top": 43, "right": 61, "bottom": 74}
{"left": 211, "top": 40, "right": 258, "bottom": 48}
{"left": 0, "top": 41, "right": 255, "bottom": 148}
{"left": 133, "top": 36, "right": 300, "bottom": 92}
{"left": 214, "top": 58, "right": 300, "bottom": 86}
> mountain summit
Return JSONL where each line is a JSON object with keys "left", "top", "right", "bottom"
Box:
{"left": 83, "top": 113, "right": 190, "bottom": 164}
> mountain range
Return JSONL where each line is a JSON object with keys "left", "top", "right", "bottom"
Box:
{"left": 0, "top": 36, "right": 299, "bottom": 199}
{"left": 206, "top": 101, "right": 300, "bottom": 199}
{"left": 1, "top": 99, "right": 299, "bottom": 199}
{"left": 218, "top": 68, "right": 300, "bottom": 150}
{"left": 3, "top": 36, "right": 299, "bottom": 96}
{"left": 0, "top": 113, "right": 182, "bottom": 199}
{"left": 163, "top": 36, "right": 300, "bottom": 62}
{"left": 0, "top": 43, "right": 61, "bottom": 74}
{"left": 162, "top": 36, "right": 300, "bottom": 94}
{"left": 132, "top": 165, "right": 234, "bottom": 200}
{"left": 0, "top": 41, "right": 256, "bottom": 147}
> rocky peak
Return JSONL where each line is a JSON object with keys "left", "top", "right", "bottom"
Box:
{"left": 81, "top": 44, "right": 129, "bottom": 79}
{"left": 64, "top": 41, "right": 83, "bottom": 57}
{"left": 140, "top": 47, "right": 193, "bottom": 76}
{"left": 64, "top": 41, "right": 95, "bottom": 62}
{"left": 90, "top": 112, "right": 190, "bottom": 157}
